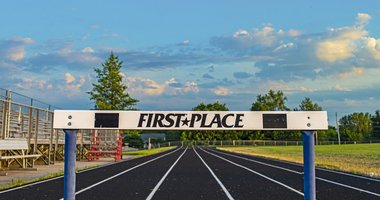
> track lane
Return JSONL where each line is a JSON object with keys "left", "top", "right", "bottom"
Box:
{"left": 153, "top": 147, "right": 232, "bottom": 200}
{"left": 146, "top": 146, "right": 188, "bottom": 200}
{"left": 206, "top": 147, "right": 380, "bottom": 199}
{"left": 75, "top": 147, "right": 187, "bottom": 200}
{"left": 1, "top": 145, "right": 379, "bottom": 200}
{"left": 0, "top": 146, "right": 182, "bottom": 200}
{"left": 195, "top": 147, "right": 303, "bottom": 200}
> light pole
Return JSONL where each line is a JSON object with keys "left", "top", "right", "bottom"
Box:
{"left": 336, "top": 112, "right": 341, "bottom": 145}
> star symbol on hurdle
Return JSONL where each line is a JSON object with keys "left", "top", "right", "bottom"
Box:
{"left": 182, "top": 118, "right": 190, "bottom": 126}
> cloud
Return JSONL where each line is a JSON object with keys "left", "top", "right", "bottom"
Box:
{"left": 65, "top": 73, "right": 76, "bottom": 83}
{"left": 365, "top": 37, "right": 380, "bottom": 60}
{"left": 287, "top": 29, "right": 302, "bottom": 37}
{"left": 316, "top": 13, "right": 371, "bottom": 63}
{"left": 233, "top": 72, "right": 253, "bottom": 79}
{"left": 81, "top": 47, "right": 95, "bottom": 53}
{"left": 203, "top": 73, "right": 214, "bottom": 79}
{"left": 233, "top": 29, "right": 250, "bottom": 38}
{"left": 16, "top": 77, "right": 53, "bottom": 90}
{"left": 127, "top": 77, "right": 165, "bottom": 96}
{"left": 214, "top": 86, "right": 230, "bottom": 96}
{"left": 316, "top": 28, "right": 367, "bottom": 62}
{"left": 211, "top": 25, "right": 302, "bottom": 52}
{"left": 337, "top": 67, "right": 364, "bottom": 80}
{"left": 177, "top": 40, "right": 190, "bottom": 46}
{"left": 356, "top": 13, "right": 371, "bottom": 26}
{"left": 0, "top": 37, "right": 34, "bottom": 62}
{"left": 181, "top": 81, "right": 199, "bottom": 93}
{"left": 26, "top": 47, "right": 102, "bottom": 72}
{"left": 56, "top": 73, "right": 88, "bottom": 97}
{"left": 166, "top": 78, "right": 183, "bottom": 87}
{"left": 125, "top": 77, "right": 199, "bottom": 96}
{"left": 273, "top": 42, "right": 294, "bottom": 52}
{"left": 334, "top": 84, "right": 351, "bottom": 92}
{"left": 252, "top": 25, "right": 278, "bottom": 47}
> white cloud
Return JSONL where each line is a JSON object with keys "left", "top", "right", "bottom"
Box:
{"left": 212, "top": 25, "right": 302, "bottom": 52}
{"left": 233, "top": 29, "right": 250, "bottom": 38}
{"left": 65, "top": 73, "right": 76, "bottom": 84}
{"left": 181, "top": 81, "right": 199, "bottom": 93}
{"left": 61, "top": 73, "right": 86, "bottom": 95}
{"left": 334, "top": 84, "right": 352, "bottom": 92}
{"left": 273, "top": 42, "right": 294, "bottom": 52}
{"left": 356, "top": 13, "right": 371, "bottom": 26}
{"left": 7, "top": 46, "right": 25, "bottom": 61}
{"left": 365, "top": 37, "right": 380, "bottom": 60}
{"left": 288, "top": 29, "right": 302, "bottom": 37}
{"left": 214, "top": 86, "right": 230, "bottom": 96}
{"left": 125, "top": 77, "right": 199, "bottom": 96}
{"left": 316, "top": 13, "right": 371, "bottom": 63}
{"left": 180, "top": 40, "right": 190, "bottom": 45}
{"left": 1, "top": 37, "right": 34, "bottom": 62}
{"left": 316, "top": 27, "right": 367, "bottom": 62}
{"left": 16, "top": 77, "right": 53, "bottom": 90}
{"left": 126, "top": 77, "right": 166, "bottom": 96}
{"left": 58, "top": 46, "right": 72, "bottom": 55}
{"left": 252, "top": 25, "right": 277, "bottom": 47}
{"left": 11, "top": 37, "right": 34, "bottom": 44}
{"left": 81, "top": 47, "right": 95, "bottom": 53}
{"left": 337, "top": 67, "right": 364, "bottom": 80}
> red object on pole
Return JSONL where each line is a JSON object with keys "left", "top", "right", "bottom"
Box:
{"left": 114, "top": 130, "right": 123, "bottom": 161}
{"left": 87, "top": 130, "right": 122, "bottom": 161}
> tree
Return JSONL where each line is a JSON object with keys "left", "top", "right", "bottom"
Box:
{"left": 295, "top": 97, "right": 324, "bottom": 142}
{"left": 295, "top": 97, "right": 322, "bottom": 111}
{"left": 339, "top": 112, "right": 373, "bottom": 141}
{"left": 180, "top": 102, "right": 231, "bottom": 141}
{"left": 123, "top": 133, "right": 144, "bottom": 149}
{"left": 88, "top": 52, "right": 138, "bottom": 110}
{"left": 251, "top": 90, "right": 289, "bottom": 140}
{"left": 192, "top": 101, "right": 229, "bottom": 111}
{"left": 251, "top": 90, "right": 289, "bottom": 111}
{"left": 371, "top": 110, "right": 380, "bottom": 139}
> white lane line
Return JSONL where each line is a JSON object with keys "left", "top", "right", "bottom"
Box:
{"left": 193, "top": 147, "right": 235, "bottom": 200}
{"left": 316, "top": 167, "right": 380, "bottom": 183}
{"left": 65, "top": 147, "right": 183, "bottom": 199}
{"left": 207, "top": 148, "right": 302, "bottom": 174}
{"left": 209, "top": 148, "right": 380, "bottom": 197}
{"left": 218, "top": 148, "right": 380, "bottom": 183}
{"left": 316, "top": 177, "right": 380, "bottom": 197}
{"left": 200, "top": 148, "right": 304, "bottom": 196}
{"left": 146, "top": 146, "right": 188, "bottom": 200}
{"left": 0, "top": 175, "right": 63, "bottom": 194}
{"left": 0, "top": 147, "right": 180, "bottom": 195}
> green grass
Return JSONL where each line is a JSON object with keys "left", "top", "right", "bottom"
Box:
{"left": 218, "top": 143, "right": 380, "bottom": 178}
{"left": 0, "top": 163, "right": 111, "bottom": 191}
{"left": 0, "top": 170, "right": 64, "bottom": 190}
{"left": 122, "top": 146, "right": 176, "bottom": 157}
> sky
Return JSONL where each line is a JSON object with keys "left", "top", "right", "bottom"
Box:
{"left": 1, "top": 1, "right": 380, "bottom": 124}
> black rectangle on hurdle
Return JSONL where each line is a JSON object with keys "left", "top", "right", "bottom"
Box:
{"left": 95, "top": 113, "right": 119, "bottom": 128}
{"left": 262, "top": 114, "right": 287, "bottom": 128}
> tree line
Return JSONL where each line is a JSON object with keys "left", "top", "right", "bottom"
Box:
{"left": 88, "top": 53, "right": 380, "bottom": 145}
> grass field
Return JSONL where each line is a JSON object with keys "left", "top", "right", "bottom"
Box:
{"left": 218, "top": 143, "right": 380, "bottom": 178}
{"left": 122, "top": 146, "right": 176, "bottom": 157}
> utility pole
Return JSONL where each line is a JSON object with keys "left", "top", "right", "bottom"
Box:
{"left": 336, "top": 112, "right": 341, "bottom": 145}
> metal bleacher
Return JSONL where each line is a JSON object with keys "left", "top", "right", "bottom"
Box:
{"left": 0, "top": 89, "right": 121, "bottom": 171}
{"left": 0, "top": 89, "right": 74, "bottom": 170}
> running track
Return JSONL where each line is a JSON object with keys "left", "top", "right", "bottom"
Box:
{"left": 1, "top": 146, "right": 379, "bottom": 200}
